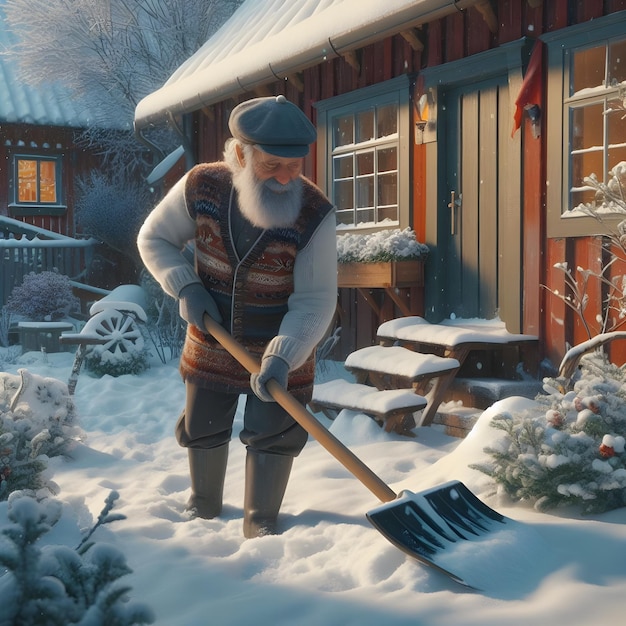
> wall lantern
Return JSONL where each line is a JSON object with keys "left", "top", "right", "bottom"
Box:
{"left": 413, "top": 87, "right": 437, "bottom": 145}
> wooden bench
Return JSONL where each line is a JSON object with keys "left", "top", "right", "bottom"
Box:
{"left": 18, "top": 321, "right": 75, "bottom": 354}
{"left": 376, "top": 316, "right": 539, "bottom": 426}
{"left": 310, "top": 379, "right": 427, "bottom": 436}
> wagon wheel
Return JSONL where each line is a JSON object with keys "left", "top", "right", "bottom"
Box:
{"left": 82, "top": 309, "right": 144, "bottom": 357}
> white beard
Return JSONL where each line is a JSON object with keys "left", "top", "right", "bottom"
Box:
{"left": 231, "top": 159, "right": 303, "bottom": 230}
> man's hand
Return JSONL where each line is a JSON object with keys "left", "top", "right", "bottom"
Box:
{"left": 178, "top": 283, "right": 223, "bottom": 328}
{"left": 250, "top": 355, "right": 289, "bottom": 402}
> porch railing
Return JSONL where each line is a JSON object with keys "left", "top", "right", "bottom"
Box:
{"left": 0, "top": 216, "right": 99, "bottom": 309}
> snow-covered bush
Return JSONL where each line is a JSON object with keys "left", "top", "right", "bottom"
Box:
{"left": 83, "top": 323, "right": 150, "bottom": 378}
{"left": 472, "top": 352, "right": 626, "bottom": 514}
{"left": 0, "top": 492, "right": 154, "bottom": 625}
{"left": 336, "top": 227, "right": 429, "bottom": 263}
{"left": 573, "top": 160, "right": 626, "bottom": 215}
{"left": 76, "top": 171, "right": 151, "bottom": 270}
{"left": 84, "top": 347, "right": 149, "bottom": 377}
{"left": 0, "top": 370, "right": 82, "bottom": 499}
{"left": 140, "top": 271, "right": 185, "bottom": 364}
{"left": 548, "top": 162, "right": 626, "bottom": 337}
{"left": 6, "top": 270, "right": 80, "bottom": 321}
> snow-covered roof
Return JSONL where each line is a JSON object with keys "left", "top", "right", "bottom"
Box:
{"left": 134, "top": 0, "right": 475, "bottom": 129}
{"left": 0, "top": 4, "right": 97, "bottom": 128}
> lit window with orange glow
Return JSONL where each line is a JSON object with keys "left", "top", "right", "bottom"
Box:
{"left": 16, "top": 157, "right": 59, "bottom": 204}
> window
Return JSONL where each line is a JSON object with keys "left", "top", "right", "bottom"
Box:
{"left": 545, "top": 12, "right": 626, "bottom": 237}
{"left": 315, "top": 76, "right": 411, "bottom": 230}
{"left": 10, "top": 154, "right": 64, "bottom": 214}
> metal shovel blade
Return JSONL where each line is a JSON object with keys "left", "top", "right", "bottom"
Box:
{"left": 201, "top": 316, "right": 534, "bottom": 590}
{"left": 366, "top": 481, "right": 513, "bottom": 588}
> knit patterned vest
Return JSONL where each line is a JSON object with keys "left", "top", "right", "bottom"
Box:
{"left": 179, "top": 162, "right": 333, "bottom": 402}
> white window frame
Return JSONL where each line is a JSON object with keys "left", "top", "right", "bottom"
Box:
{"left": 9, "top": 153, "right": 66, "bottom": 216}
{"left": 544, "top": 11, "right": 626, "bottom": 238}
{"left": 314, "top": 75, "right": 412, "bottom": 233}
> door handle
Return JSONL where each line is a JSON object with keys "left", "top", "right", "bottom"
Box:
{"left": 448, "top": 191, "right": 459, "bottom": 235}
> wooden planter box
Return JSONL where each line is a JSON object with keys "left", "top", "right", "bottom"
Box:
{"left": 337, "top": 260, "right": 424, "bottom": 288}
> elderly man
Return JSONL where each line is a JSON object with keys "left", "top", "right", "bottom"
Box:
{"left": 137, "top": 95, "right": 337, "bottom": 538}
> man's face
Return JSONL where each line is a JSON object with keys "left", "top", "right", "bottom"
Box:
{"left": 250, "top": 150, "right": 303, "bottom": 186}
{"left": 230, "top": 142, "right": 304, "bottom": 229}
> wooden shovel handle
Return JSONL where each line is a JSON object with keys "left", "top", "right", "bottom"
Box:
{"left": 203, "top": 314, "right": 397, "bottom": 503}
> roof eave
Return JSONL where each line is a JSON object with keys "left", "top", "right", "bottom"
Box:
{"left": 134, "top": 0, "right": 479, "bottom": 130}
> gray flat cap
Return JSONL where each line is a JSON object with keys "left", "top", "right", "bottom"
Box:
{"left": 229, "top": 95, "right": 316, "bottom": 158}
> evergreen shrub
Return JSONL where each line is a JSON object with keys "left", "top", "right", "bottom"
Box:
{"left": 7, "top": 270, "right": 80, "bottom": 321}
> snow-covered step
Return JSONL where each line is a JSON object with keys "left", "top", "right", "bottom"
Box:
{"left": 344, "top": 345, "right": 459, "bottom": 388}
{"left": 310, "top": 379, "right": 427, "bottom": 436}
{"left": 377, "top": 316, "right": 538, "bottom": 348}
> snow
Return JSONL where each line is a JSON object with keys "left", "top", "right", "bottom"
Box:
{"left": 0, "top": 1, "right": 98, "bottom": 128}
{"left": 345, "top": 345, "right": 458, "bottom": 377}
{"left": 377, "top": 316, "right": 539, "bottom": 346}
{"left": 312, "top": 379, "right": 426, "bottom": 412}
{"left": 1, "top": 350, "right": 625, "bottom": 625}
{"left": 135, "top": 0, "right": 467, "bottom": 127}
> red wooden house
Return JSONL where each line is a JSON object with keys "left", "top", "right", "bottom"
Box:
{"left": 0, "top": 11, "right": 106, "bottom": 237}
{"left": 0, "top": 9, "right": 126, "bottom": 307}
{"left": 133, "top": 0, "right": 626, "bottom": 375}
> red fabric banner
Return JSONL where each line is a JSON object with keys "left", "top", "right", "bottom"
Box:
{"left": 511, "top": 40, "right": 544, "bottom": 137}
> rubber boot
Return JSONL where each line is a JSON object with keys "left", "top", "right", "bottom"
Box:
{"left": 186, "top": 444, "right": 228, "bottom": 519}
{"left": 243, "top": 449, "right": 293, "bottom": 538}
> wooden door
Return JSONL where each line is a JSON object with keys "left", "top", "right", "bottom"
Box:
{"left": 438, "top": 75, "right": 521, "bottom": 327}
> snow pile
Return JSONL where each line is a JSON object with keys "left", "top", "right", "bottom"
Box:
{"left": 337, "top": 227, "right": 428, "bottom": 263}
{"left": 1, "top": 352, "right": 626, "bottom": 624}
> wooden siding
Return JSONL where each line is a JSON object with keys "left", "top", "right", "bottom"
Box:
{"left": 191, "top": 0, "right": 626, "bottom": 367}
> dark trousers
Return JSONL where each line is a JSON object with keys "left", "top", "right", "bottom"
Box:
{"left": 175, "top": 381, "right": 308, "bottom": 457}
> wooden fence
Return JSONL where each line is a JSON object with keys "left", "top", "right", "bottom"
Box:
{"left": 0, "top": 216, "right": 99, "bottom": 309}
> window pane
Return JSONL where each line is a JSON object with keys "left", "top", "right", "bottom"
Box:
{"left": 378, "top": 205, "right": 398, "bottom": 222}
{"left": 334, "top": 154, "right": 353, "bottom": 178}
{"left": 333, "top": 180, "right": 353, "bottom": 210}
{"left": 356, "top": 177, "right": 373, "bottom": 208}
{"left": 608, "top": 39, "right": 626, "bottom": 86}
{"left": 17, "top": 159, "right": 37, "bottom": 202}
{"left": 377, "top": 103, "right": 397, "bottom": 138}
{"left": 378, "top": 172, "right": 397, "bottom": 206}
{"left": 356, "top": 109, "right": 374, "bottom": 142}
{"left": 572, "top": 44, "right": 606, "bottom": 94}
{"left": 571, "top": 103, "right": 603, "bottom": 153}
{"left": 607, "top": 107, "right": 626, "bottom": 170}
{"left": 336, "top": 210, "right": 355, "bottom": 227}
{"left": 356, "top": 151, "right": 374, "bottom": 175}
{"left": 570, "top": 103, "right": 604, "bottom": 207}
{"left": 355, "top": 208, "right": 374, "bottom": 225}
{"left": 377, "top": 147, "right": 397, "bottom": 172}
{"left": 334, "top": 114, "right": 354, "bottom": 148}
{"left": 39, "top": 160, "right": 57, "bottom": 203}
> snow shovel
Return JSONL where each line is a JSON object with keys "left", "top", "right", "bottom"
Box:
{"left": 203, "top": 315, "right": 520, "bottom": 589}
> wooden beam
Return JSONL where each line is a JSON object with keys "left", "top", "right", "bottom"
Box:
{"left": 287, "top": 72, "right": 304, "bottom": 92}
{"left": 401, "top": 28, "right": 425, "bottom": 52}
{"left": 253, "top": 84, "right": 273, "bottom": 97}
{"left": 200, "top": 106, "right": 215, "bottom": 122}
{"left": 474, "top": 0, "right": 498, "bottom": 34}
{"left": 342, "top": 49, "right": 360, "bottom": 73}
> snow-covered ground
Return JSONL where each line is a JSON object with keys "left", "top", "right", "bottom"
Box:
{"left": 2, "top": 349, "right": 625, "bottom": 625}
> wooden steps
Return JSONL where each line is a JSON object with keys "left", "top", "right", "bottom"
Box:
{"left": 344, "top": 345, "right": 459, "bottom": 392}
{"left": 313, "top": 317, "right": 540, "bottom": 438}
{"left": 310, "top": 379, "right": 427, "bottom": 436}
